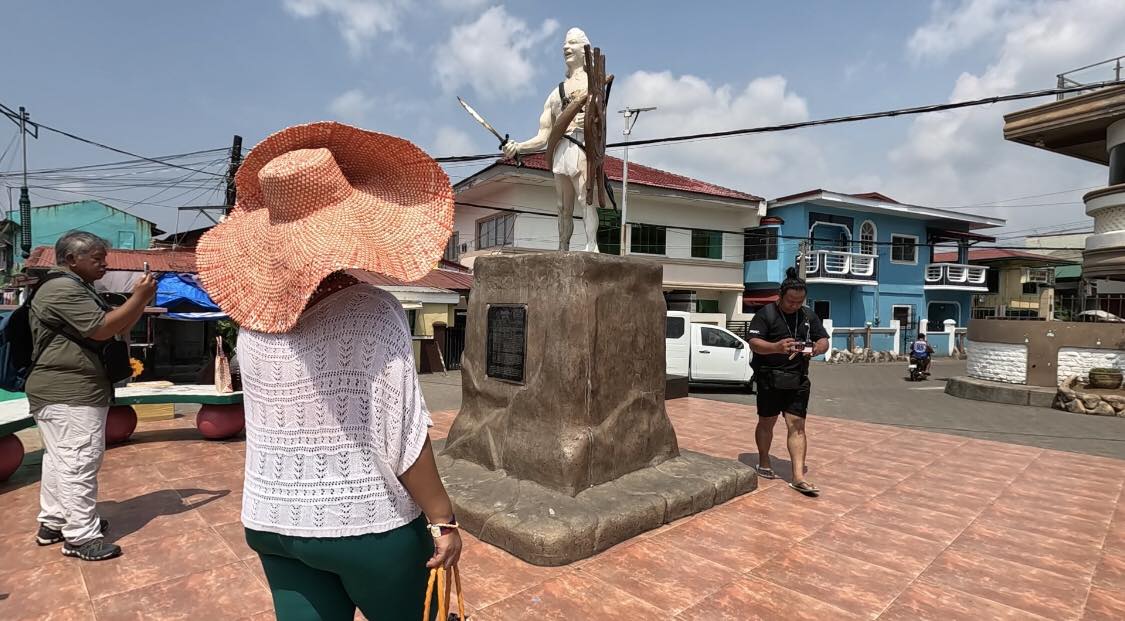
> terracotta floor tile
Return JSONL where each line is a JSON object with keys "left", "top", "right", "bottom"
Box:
{"left": 995, "top": 485, "right": 1117, "bottom": 526}
{"left": 98, "top": 489, "right": 211, "bottom": 546}
{"left": 894, "top": 470, "right": 1004, "bottom": 504}
{"left": 1014, "top": 468, "right": 1123, "bottom": 502}
{"left": 80, "top": 527, "right": 239, "bottom": 600}
{"left": 676, "top": 574, "right": 861, "bottom": 621}
{"left": 714, "top": 490, "right": 837, "bottom": 540}
{"left": 919, "top": 547, "right": 1089, "bottom": 620}
{"left": 646, "top": 508, "right": 792, "bottom": 572}
{"left": 478, "top": 570, "right": 663, "bottom": 620}
{"left": 190, "top": 490, "right": 244, "bottom": 524}
{"left": 1035, "top": 451, "right": 1125, "bottom": 481}
{"left": 456, "top": 536, "right": 564, "bottom": 609}
{"left": 846, "top": 497, "right": 972, "bottom": 544}
{"left": 91, "top": 562, "right": 272, "bottom": 620}
{"left": 0, "top": 560, "right": 89, "bottom": 619}
{"left": 212, "top": 521, "right": 257, "bottom": 560}
{"left": 582, "top": 537, "right": 739, "bottom": 615}
{"left": 878, "top": 580, "right": 1051, "bottom": 621}
{"left": 95, "top": 463, "right": 169, "bottom": 492}
{"left": 751, "top": 543, "right": 914, "bottom": 619}
{"left": 810, "top": 467, "right": 900, "bottom": 498}
{"left": 1084, "top": 586, "right": 1125, "bottom": 621}
{"left": 164, "top": 469, "right": 245, "bottom": 495}
{"left": 156, "top": 452, "right": 245, "bottom": 482}
{"left": 976, "top": 501, "right": 1109, "bottom": 547}
{"left": 1093, "top": 552, "right": 1125, "bottom": 589}
{"left": 874, "top": 485, "right": 993, "bottom": 519}
{"left": 803, "top": 517, "right": 947, "bottom": 577}
{"left": 0, "top": 530, "right": 63, "bottom": 575}
{"left": 951, "top": 520, "right": 1103, "bottom": 580}
{"left": 243, "top": 557, "right": 270, "bottom": 589}
{"left": 7, "top": 601, "right": 96, "bottom": 621}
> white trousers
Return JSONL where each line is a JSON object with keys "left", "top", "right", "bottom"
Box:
{"left": 33, "top": 404, "right": 109, "bottom": 544}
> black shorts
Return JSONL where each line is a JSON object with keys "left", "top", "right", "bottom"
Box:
{"left": 755, "top": 382, "right": 811, "bottom": 418}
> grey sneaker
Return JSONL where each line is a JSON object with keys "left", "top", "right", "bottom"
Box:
{"left": 37, "top": 519, "right": 109, "bottom": 546}
{"left": 62, "top": 538, "right": 122, "bottom": 561}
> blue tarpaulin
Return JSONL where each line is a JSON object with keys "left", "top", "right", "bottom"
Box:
{"left": 155, "top": 273, "right": 225, "bottom": 320}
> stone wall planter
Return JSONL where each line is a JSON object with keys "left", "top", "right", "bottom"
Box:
{"left": 1056, "top": 375, "right": 1125, "bottom": 416}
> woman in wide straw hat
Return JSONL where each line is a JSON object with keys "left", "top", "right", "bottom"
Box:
{"left": 197, "top": 121, "right": 461, "bottom": 620}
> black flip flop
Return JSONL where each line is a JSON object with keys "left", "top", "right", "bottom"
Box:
{"left": 789, "top": 480, "right": 820, "bottom": 496}
{"left": 754, "top": 466, "right": 779, "bottom": 480}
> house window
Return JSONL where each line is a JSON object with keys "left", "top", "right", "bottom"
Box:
{"left": 443, "top": 232, "right": 460, "bottom": 262}
{"left": 986, "top": 269, "right": 1000, "bottom": 293}
{"left": 117, "top": 231, "right": 136, "bottom": 249}
{"left": 813, "top": 300, "right": 830, "bottom": 321}
{"left": 630, "top": 224, "right": 666, "bottom": 255}
{"left": 405, "top": 309, "right": 418, "bottom": 335}
{"left": 744, "top": 227, "right": 778, "bottom": 261}
{"left": 691, "top": 229, "right": 723, "bottom": 260}
{"left": 1023, "top": 281, "right": 1039, "bottom": 295}
{"left": 476, "top": 214, "right": 514, "bottom": 250}
{"left": 696, "top": 299, "right": 720, "bottom": 314}
{"left": 859, "top": 221, "right": 876, "bottom": 255}
{"left": 890, "top": 235, "right": 918, "bottom": 264}
{"left": 597, "top": 209, "right": 621, "bottom": 255}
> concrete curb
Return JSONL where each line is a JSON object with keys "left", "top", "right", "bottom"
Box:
{"left": 945, "top": 376, "right": 1057, "bottom": 409}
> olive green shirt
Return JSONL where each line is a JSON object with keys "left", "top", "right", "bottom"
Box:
{"left": 25, "top": 268, "right": 112, "bottom": 412}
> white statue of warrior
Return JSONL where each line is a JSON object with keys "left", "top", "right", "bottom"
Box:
{"left": 503, "top": 28, "right": 601, "bottom": 252}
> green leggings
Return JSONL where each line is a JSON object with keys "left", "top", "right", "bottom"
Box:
{"left": 245, "top": 516, "right": 437, "bottom": 621}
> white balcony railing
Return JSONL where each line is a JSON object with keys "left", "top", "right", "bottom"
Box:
{"left": 925, "top": 263, "right": 988, "bottom": 289}
{"left": 806, "top": 250, "right": 878, "bottom": 282}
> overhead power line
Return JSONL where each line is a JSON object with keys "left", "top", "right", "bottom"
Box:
{"left": 434, "top": 79, "right": 1125, "bottom": 163}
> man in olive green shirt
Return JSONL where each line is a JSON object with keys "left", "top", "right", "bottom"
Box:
{"left": 28, "top": 231, "right": 154, "bottom": 562}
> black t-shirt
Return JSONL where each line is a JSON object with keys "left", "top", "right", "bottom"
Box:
{"left": 746, "top": 304, "right": 829, "bottom": 372}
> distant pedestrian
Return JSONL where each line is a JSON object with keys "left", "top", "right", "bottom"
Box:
{"left": 196, "top": 122, "right": 460, "bottom": 620}
{"left": 30, "top": 231, "right": 155, "bottom": 560}
{"left": 746, "top": 267, "right": 830, "bottom": 495}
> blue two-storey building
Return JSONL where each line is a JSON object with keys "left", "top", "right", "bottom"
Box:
{"left": 743, "top": 190, "right": 1005, "bottom": 352}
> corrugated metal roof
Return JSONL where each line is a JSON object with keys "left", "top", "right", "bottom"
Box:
{"left": 26, "top": 246, "right": 198, "bottom": 272}
{"left": 347, "top": 268, "right": 473, "bottom": 291}
{"left": 493, "top": 153, "right": 763, "bottom": 203}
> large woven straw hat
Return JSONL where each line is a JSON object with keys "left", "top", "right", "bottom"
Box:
{"left": 197, "top": 122, "right": 454, "bottom": 333}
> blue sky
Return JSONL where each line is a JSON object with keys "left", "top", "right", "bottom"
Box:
{"left": 2, "top": 1, "right": 1123, "bottom": 238}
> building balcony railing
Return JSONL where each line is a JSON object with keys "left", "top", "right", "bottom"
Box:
{"left": 1057, "top": 55, "right": 1125, "bottom": 100}
{"left": 924, "top": 263, "right": 989, "bottom": 291}
{"left": 805, "top": 250, "right": 878, "bottom": 285}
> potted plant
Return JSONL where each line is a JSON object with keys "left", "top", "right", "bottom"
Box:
{"left": 1088, "top": 367, "right": 1123, "bottom": 390}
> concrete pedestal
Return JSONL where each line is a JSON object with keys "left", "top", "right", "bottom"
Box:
{"left": 441, "top": 253, "right": 755, "bottom": 565}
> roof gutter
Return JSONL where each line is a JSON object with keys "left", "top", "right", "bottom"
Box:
{"left": 768, "top": 191, "right": 1005, "bottom": 228}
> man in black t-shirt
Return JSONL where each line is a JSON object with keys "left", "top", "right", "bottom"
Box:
{"left": 746, "top": 268, "right": 830, "bottom": 495}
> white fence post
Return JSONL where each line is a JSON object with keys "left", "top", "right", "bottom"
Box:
{"left": 943, "top": 319, "right": 957, "bottom": 357}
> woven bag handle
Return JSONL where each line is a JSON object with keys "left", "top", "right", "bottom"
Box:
{"left": 423, "top": 566, "right": 466, "bottom": 620}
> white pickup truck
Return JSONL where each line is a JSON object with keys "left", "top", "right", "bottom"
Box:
{"left": 666, "top": 311, "right": 754, "bottom": 390}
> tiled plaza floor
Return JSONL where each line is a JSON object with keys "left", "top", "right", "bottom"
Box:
{"left": 2, "top": 398, "right": 1124, "bottom": 620}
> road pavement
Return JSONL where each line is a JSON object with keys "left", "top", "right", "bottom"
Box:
{"left": 420, "top": 361, "right": 1125, "bottom": 460}
{"left": 692, "top": 359, "right": 1125, "bottom": 460}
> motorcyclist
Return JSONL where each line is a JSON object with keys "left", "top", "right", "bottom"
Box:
{"left": 909, "top": 334, "right": 935, "bottom": 376}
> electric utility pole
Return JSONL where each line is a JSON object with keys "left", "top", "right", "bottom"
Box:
{"left": 224, "top": 135, "right": 243, "bottom": 212}
{"left": 618, "top": 106, "right": 655, "bottom": 255}
{"left": 1, "top": 104, "right": 39, "bottom": 258}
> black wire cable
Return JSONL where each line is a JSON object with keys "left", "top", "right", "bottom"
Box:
{"left": 433, "top": 80, "right": 1125, "bottom": 163}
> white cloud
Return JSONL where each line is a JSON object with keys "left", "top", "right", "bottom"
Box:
{"left": 888, "top": 0, "right": 1124, "bottom": 234}
{"left": 328, "top": 89, "right": 377, "bottom": 122}
{"left": 432, "top": 126, "right": 481, "bottom": 157}
{"left": 436, "top": 0, "right": 488, "bottom": 11}
{"left": 283, "top": 0, "right": 407, "bottom": 56}
{"left": 434, "top": 6, "right": 560, "bottom": 101}
{"left": 907, "top": 0, "right": 1027, "bottom": 61}
{"left": 608, "top": 71, "right": 823, "bottom": 198}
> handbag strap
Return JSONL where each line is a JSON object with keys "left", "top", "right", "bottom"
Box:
{"left": 423, "top": 565, "right": 465, "bottom": 621}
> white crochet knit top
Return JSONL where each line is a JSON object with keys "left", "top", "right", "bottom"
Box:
{"left": 237, "top": 285, "right": 432, "bottom": 537}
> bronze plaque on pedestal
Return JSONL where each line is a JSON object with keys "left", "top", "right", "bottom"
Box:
{"left": 486, "top": 305, "right": 527, "bottom": 383}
